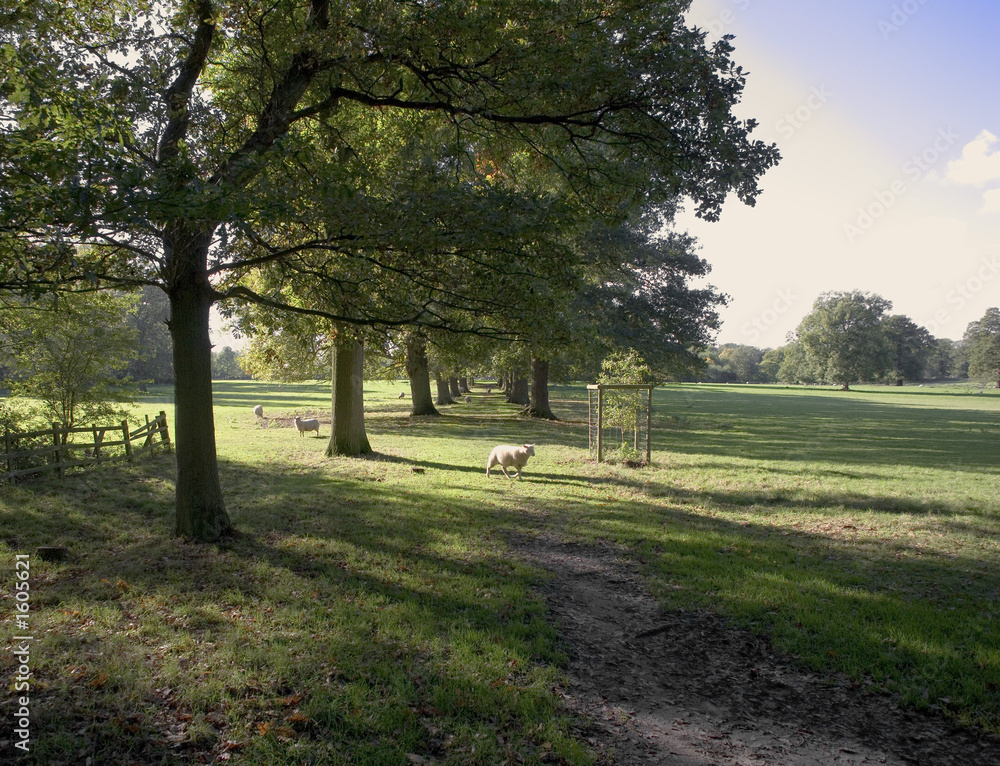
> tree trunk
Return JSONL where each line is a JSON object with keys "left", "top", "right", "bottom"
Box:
{"left": 326, "top": 334, "right": 372, "bottom": 456}
{"left": 167, "top": 229, "right": 233, "bottom": 542}
{"left": 459, "top": 377, "right": 470, "bottom": 393}
{"left": 526, "top": 357, "right": 557, "bottom": 419}
{"left": 448, "top": 377, "right": 461, "bottom": 399}
{"left": 435, "top": 373, "right": 455, "bottom": 405}
{"left": 406, "top": 332, "right": 439, "bottom": 417}
{"left": 509, "top": 375, "right": 530, "bottom": 405}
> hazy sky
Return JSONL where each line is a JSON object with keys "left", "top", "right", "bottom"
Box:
{"left": 679, "top": 0, "right": 1000, "bottom": 347}
{"left": 213, "top": 2, "right": 1000, "bottom": 351}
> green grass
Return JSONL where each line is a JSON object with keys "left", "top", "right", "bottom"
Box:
{"left": 2, "top": 379, "right": 1000, "bottom": 763}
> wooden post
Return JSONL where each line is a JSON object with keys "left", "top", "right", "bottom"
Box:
{"left": 52, "top": 423, "right": 65, "bottom": 479}
{"left": 646, "top": 386, "right": 653, "bottom": 464}
{"left": 93, "top": 425, "right": 104, "bottom": 461}
{"left": 596, "top": 385, "right": 604, "bottom": 464}
{"left": 122, "top": 420, "right": 132, "bottom": 460}
{"left": 158, "top": 411, "right": 170, "bottom": 451}
{"left": 588, "top": 388, "right": 594, "bottom": 455}
{"left": 634, "top": 403, "right": 639, "bottom": 451}
{"left": 4, "top": 428, "right": 12, "bottom": 484}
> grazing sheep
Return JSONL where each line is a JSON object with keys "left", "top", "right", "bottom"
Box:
{"left": 398, "top": 391, "right": 406, "bottom": 399}
{"left": 486, "top": 387, "right": 492, "bottom": 394}
{"left": 293, "top": 415, "right": 320, "bottom": 437}
{"left": 465, "top": 395, "right": 472, "bottom": 403}
{"left": 253, "top": 404, "right": 264, "bottom": 418}
{"left": 486, "top": 444, "right": 535, "bottom": 481}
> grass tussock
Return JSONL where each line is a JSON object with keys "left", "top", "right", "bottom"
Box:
{"left": 2, "top": 380, "right": 1000, "bottom": 763}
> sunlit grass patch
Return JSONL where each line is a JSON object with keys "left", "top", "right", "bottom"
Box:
{"left": 3, "top": 380, "right": 1000, "bottom": 762}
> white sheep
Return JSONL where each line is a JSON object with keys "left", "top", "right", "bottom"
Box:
{"left": 293, "top": 415, "right": 320, "bottom": 437}
{"left": 253, "top": 404, "right": 264, "bottom": 418}
{"left": 398, "top": 391, "right": 406, "bottom": 399}
{"left": 486, "top": 444, "right": 536, "bottom": 481}
{"left": 465, "top": 395, "right": 472, "bottom": 403}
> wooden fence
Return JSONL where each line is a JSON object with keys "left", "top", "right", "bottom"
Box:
{"left": 2, "top": 411, "right": 171, "bottom": 483}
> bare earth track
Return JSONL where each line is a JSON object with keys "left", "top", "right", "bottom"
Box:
{"left": 509, "top": 532, "right": 1000, "bottom": 766}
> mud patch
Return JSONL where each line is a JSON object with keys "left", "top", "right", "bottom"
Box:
{"left": 510, "top": 532, "right": 1000, "bottom": 765}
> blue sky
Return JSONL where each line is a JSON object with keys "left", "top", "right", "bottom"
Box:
{"left": 678, "top": 0, "right": 1000, "bottom": 347}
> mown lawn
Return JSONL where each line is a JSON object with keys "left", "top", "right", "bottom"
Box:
{"left": 2, "top": 380, "right": 999, "bottom": 764}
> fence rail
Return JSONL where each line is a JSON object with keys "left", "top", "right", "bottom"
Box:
{"left": 2, "top": 411, "right": 171, "bottom": 483}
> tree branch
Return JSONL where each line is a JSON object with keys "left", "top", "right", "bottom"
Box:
{"left": 158, "top": 0, "right": 217, "bottom": 164}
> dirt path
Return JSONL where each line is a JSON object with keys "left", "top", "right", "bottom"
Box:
{"left": 509, "top": 532, "right": 1000, "bottom": 766}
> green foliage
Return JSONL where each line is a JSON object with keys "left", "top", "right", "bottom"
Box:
{"left": 597, "top": 350, "right": 652, "bottom": 447}
{"left": 126, "top": 286, "right": 174, "bottom": 385}
{"left": 794, "top": 291, "right": 893, "bottom": 389}
{"left": 1, "top": 292, "right": 141, "bottom": 426}
{"left": 211, "top": 346, "right": 250, "bottom": 381}
{"left": 776, "top": 340, "right": 819, "bottom": 384}
{"left": 758, "top": 346, "right": 784, "bottom": 382}
{"left": 702, "top": 344, "right": 765, "bottom": 383}
{"left": 924, "top": 337, "right": 965, "bottom": 379}
{"left": 965, "top": 308, "right": 1000, "bottom": 387}
{"left": 882, "top": 314, "right": 933, "bottom": 384}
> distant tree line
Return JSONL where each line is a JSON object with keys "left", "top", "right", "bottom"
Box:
{"left": 699, "top": 291, "right": 995, "bottom": 389}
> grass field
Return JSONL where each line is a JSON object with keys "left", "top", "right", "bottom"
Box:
{"left": 2, "top": 379, "right": 1000, "bottom": 764}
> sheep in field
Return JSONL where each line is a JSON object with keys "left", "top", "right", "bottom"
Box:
{"left": 293, "top": 415, "right": 320, "bottom": 437}
{"left": 253, "top": 404, "right": 264, "bottom": 418}
{"left": 486, "top": 444, "right": 535, "bottom": 481}
{"left": 398, "top": 391, "right": 406, "bottom": 399}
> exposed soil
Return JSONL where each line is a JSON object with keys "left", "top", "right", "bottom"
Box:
{"left": 509, "top": 532, "right": 1000, "bottom": 766}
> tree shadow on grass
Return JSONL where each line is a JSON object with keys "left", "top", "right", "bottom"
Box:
{"left": 4, "top": 441, "right": 1000, "bottom": 762}
{"left": 0, "top": 457, "right": 570, "bottom": 765}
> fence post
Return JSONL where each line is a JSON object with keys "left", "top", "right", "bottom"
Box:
{"left": 646, "top": 386, "right": 653, "bottom": 464}
{"left": 122, "top": 420, "right": 132, "bottom": 460}
{"left": 596, "top": 386, "right": 604, "bottom": 464}
{"left": 52, "top": 423, "right": 66, "bottom": 479}
{"left": 4, "top": 428, "right": 12, "bottom": 484}
{"left": 158, "top": 411, "right": 171, "bottom": 451}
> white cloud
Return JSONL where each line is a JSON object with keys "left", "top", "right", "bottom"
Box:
{"left": 945, "top": 129, "right": 1000, "bottom": 187}
{"left": 980, "top": 188, "right": 1000, "bottom": 215}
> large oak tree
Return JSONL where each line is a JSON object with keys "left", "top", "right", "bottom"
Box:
{"left": 1, "top": 0, "right": 778, "bottom": 540}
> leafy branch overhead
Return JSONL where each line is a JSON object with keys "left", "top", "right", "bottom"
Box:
{"left": 0, "top": 0, "right": 779, "bottom": 540}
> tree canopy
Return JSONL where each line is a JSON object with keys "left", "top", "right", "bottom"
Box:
{"left": 965, "top": 308, "right": 1000, "bottom": 388}
{"left": 1, "top": 0, "right": 779, "bottom": 540}
{"left": 0, "top": 291, "right": 140, "bottom": 426}
{"left": 793, "top": 291, "right": 893, "bottom": 390}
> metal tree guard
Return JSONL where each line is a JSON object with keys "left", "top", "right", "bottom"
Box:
{"left": 587, "top": 383, "right": 654, "bottom": 464}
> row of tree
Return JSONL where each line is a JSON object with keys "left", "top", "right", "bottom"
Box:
{"left": 700, "top": 291, "right": 1000, "bottom": 389}
{"left": 1, "top": 1, "right": 780, "bottom": 540}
